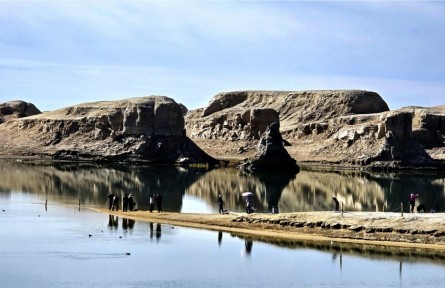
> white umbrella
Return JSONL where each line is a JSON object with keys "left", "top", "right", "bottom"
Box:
{"left": 242, "top": 192, "right": 253, "bottom": 197}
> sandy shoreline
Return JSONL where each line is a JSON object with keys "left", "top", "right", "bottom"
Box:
{"left": 94, "top": 208, "right": 445, "bottom": 252}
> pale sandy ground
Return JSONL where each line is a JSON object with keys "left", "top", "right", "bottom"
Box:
{"left": 94, "top": 208, "right": 445, "bottom": 251}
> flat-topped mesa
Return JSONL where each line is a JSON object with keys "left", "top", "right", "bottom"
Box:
{"left": 0, "top": 100, "right": 41, "bottom": 123}
{"left": 186, "top": 90, "right": 443, "bottom": 169}
{"left": 186, "top": 90, "right": 389, "bottom": 142}
{"left": 0, "top": 96, "right": 216, "bottom": 165}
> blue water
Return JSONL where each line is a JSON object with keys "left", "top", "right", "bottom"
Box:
{"left": 1, "top": 192, "right": 445, "bottom": 288}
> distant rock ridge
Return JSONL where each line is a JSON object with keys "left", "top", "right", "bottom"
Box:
{"left": 0, "top": 96, "right": 216, "bottom": 165}
{"left": 1, "top": 90, "right": 444, "bottom": 169}
{"left": 186, "top": 90, "right": 444, "bottom": 169}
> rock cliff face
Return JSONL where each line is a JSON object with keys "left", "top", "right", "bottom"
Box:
{"left": 186, "top": 90, "right": 444, "bottom": 169}
{"left": 0, "top": 96, "right": 216, "bottom": 164}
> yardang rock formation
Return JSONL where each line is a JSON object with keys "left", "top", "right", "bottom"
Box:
{"left": 0, "top": 96, "right": 216, "bottom": 164}
{"left": 186, "top": 90, "right": 445, "bottom": 169}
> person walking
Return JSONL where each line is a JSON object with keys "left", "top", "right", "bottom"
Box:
{"left": 409, "top": 193, "right": 419, "bottom": 213}
{"left": 112, "top": 194, "right": 120, "bottom": 211}
{"left": 218, "top": 193, "right": 225, "bottom": 214}
{"left": 128, "top": 193, "right": 134, "bottom": 211}
{"left": 156, "top": 193, "right": 163, "bottom": 212}
{"left": 107, "top": 192, "right": 115, "bottom": 210}
{"left": 122, "top": 194, "right": 129, "bottom": 212}
{"left": 149, "top": 194, "right": 154, "bottom": 213}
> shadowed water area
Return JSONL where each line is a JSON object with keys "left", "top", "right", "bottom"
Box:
{"left": 1, "top": 159, "right": 445, "bottom": 287}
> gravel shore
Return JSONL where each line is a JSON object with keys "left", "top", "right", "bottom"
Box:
{"left": 96, "top": 209, "right": 445, "bottom": 251}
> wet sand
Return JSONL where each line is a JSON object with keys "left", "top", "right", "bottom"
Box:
{"left": 94, "top": 208, "right": 445, "bottom": 251}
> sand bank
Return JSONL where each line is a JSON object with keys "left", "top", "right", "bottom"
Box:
{"left": 95, "top": 208, "right": 445, "bottom": 251}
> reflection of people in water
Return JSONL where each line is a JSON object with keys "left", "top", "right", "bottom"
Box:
{"left": 245, "top": 240, "right": 253, "bottom": 255}
{"left": 122, "top": 217, "right": 128, "bottom": 230}
{"left": 156, "top": 223, "right": 162, "bottom": 240}
{"left": 128, "top": 218, "right": 135, "bottom": 230}
{"left": 218, "top": 231, "right": 223, "bottom": 246}
{"left": 108, "top": 214, "right": 119, "bottom": 228}
{"left": 149, "top": 222, "right": 154, "bottom": 239}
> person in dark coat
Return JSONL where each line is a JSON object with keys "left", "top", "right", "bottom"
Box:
{"left": 409, "top": 193, "right": 419, "bottom": 213}
{"left": 122, "top": 194, "right": 129, "bottom": 212}
{"left": 218, "top": 193, "right": 225, "bottom": 214}
{"left": 128, "top": 193, "right": 134, "bottom": 211}
{"left": 107, "top": 193, "right": 115, "bottom": 210}
{"left": 156, "top": 193, "right": 163, "bottom": 212}
{"left": 112, "top": 194, "right": 120, "bottom": 211}
{"left": 332, "top": 197, "right": 340, "bottom": 212}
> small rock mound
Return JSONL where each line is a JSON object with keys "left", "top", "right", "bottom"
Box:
{"left": 0, "top": 100, "right": 41, "bottom": 123}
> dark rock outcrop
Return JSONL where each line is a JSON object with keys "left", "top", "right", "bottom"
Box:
{"left": 0, "top": 96, "right": 216, "bottom": 165}
{"left": 240, "top": 122, "right": 299, "bottom": 171}
{"left": 0, "top": 100, "right": 41, "bottom": 123}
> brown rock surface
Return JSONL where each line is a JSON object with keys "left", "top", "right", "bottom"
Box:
{"left": 0, "top": 96, "right": 216, "bottom": 164}
{"left": 0, "top": 100, "right": 41, "bottom": 123}
{"left": 186, "top": 90, "right": 443, "bottom": 168}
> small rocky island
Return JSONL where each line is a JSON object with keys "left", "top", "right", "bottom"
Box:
{"left": 0, "top": 90, "right": 444, "bottom": 169}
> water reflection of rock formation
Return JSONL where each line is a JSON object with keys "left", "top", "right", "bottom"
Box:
{"left": 1, "top": 159, "right": 445, "bottom": 213}
{"left": 186, "top": 168, "right": 445, "bottom": 213}
{"left": 0, "top": 160, "right": 203, "bottom": 211}
{"left": 185, "top": 168, "right": 297, "bottom": 212}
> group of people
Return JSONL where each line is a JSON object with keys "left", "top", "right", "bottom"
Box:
{"left": 108, "top": 192, "right": 163, "bottom": 212}
{"left": 149, "top": 193, "right": 163, "bottom": 213}
{"left": 409, "top": 193, "right": 432, "bottom": 213}
{"left": 218, "top": 193, "right": 256, "bottom": 214}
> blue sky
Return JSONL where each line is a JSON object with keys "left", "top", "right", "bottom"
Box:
{"left": 1, "top": 1, "right": 444, "bottom": 112}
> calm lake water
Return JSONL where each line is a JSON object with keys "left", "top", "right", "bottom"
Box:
{"left": 1, "top": 159, "right": 445, "bottom": 287}
{"left": 1, "top": 159, "right": 445, "bottom": 213}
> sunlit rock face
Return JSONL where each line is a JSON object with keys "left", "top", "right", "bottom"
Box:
{"left": 186, "top": 90, "right": 442, "bottom": 169}
{"left": 0, "top": 100, "right": 41, "bottom": 123}
{"left": 0, "top": 97, "right": 216, "bottom": 164}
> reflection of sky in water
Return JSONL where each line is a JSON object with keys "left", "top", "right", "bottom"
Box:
{"left": 181, "top": 194, "right": 214, "bottom": 213}
{"left": 1, "top": 192, "right": 445, "bottom": 287}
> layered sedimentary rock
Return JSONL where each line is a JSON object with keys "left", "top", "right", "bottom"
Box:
{"left": 240, "top": 122, "right": 299, "bottom": 171}
{"left": 0, "top": 100, "right": 41, "bottom": 123}
{"left": 0, "top": 96, "right": 216, "bottom": 164}
{"left": 403, "top": 106, "right": 445, "bottom": 160}
{"left": 186, "top": 90, "right": 443, "bottom": 169}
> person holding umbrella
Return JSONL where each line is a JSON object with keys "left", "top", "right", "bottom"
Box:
{"left": 242, "top": 192, "right": 255, "bottom": 214}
